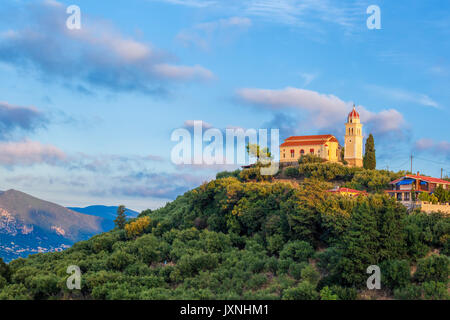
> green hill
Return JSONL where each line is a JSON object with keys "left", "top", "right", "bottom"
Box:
{"left": 0, "top": 167, "right": 448, "bottom": 300}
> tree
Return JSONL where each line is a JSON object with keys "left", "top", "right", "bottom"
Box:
{"left": 282, "top": 281, "right": 319, "bottom": 300}
{"left": 320, "top": 286, "right": 339, "bottom": 300}
{"left": 434, "top": 185, "right": 448, "bottom": 203}
{"left": 246, "top": 143, "right": 271, "bottom": 162}
{"left": 125, "top": 216, "right": 151, "bottom": 239}
{"left": 0, "top": 258, "right": 9, "bottom": 281}
{"left": 363, "top": 134, "right": 376, "bottom": 170}
{"left": 114, "top": 205, "right": 127, "bottom": 229}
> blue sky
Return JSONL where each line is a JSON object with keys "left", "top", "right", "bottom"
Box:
{"left": 0, "top": 0, "right": 448, "bottom": 211}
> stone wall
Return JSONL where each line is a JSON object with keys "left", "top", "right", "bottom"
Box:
{"left": 418, "top": 201, "right": 450, "bottom": 215}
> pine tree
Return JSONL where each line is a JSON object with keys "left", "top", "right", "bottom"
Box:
{"left": 337, "top": 201, "right": 380, "bottom": 287}
{"left": 363, "top": 134, "right": 376, "bottom": 170}
{"left": 114, "top": 205, "right": 127, "bottom": 229}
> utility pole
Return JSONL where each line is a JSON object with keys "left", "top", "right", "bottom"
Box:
{"left": 410, "top": 154, "right": 413, "bottom": 174}
{"left": 441, "top": 168, "right": 443, "bottom": 179}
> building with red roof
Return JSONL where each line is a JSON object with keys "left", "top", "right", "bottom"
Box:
{"left": 385, "top": 172, "right": 450, "bottom": 202}
{"left": 280, "top": 105, "right": 364, "bottom": 167}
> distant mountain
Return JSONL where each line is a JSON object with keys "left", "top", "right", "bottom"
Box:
{"left": 68, "top": 205, "right": 139, "bottom": 221}
{"left": 0, "top": 190, "right": 110, "bottom": 262}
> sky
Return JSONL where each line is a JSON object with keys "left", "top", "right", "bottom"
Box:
{"left": 0, "top": 0, "right": 449, "bottom": 211}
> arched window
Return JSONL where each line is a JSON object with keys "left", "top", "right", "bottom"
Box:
{"left": 310, "top": 148, "right": 314, "bottom": 154}
{"left": 300, "top": 149, "right": 305, "bottom": 155}
{"left": 290, "top": 149, "right": 295, "bottom": 158}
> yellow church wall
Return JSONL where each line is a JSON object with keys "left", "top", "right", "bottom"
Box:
{"left": 327, "top": 141, "right": 340, "bottom": 162}
{"left": 280, "top": 141, "right": 340, "bottom": 163}
{"left": 280, "top": 144, "right": 326, "bottom": 163}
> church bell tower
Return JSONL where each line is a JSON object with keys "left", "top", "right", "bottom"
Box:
{"left": 344, "top": 105, "right": 363, "bottom": 167}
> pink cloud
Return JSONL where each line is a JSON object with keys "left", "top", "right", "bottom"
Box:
{"left": 0, "top": 139, "right": 66, "bottom": 166}
{"left": 237, "top": 87, "right": 405, "bottom": 134}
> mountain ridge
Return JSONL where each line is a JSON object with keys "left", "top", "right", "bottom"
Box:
{"left": 0, "top": 189, "right": 111, "bottom": 262}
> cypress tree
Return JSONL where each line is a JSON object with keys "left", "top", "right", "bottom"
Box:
{"left": 363, "top": 134, "right": 376, "bottom": 169}
{"left": 114, "top": 205, "right": 127, "bottom": 229}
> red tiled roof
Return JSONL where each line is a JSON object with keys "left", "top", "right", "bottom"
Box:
{"left": 389, "top": 175, "right": 450, "bottom": 185}
{"left": 281, "top": 140, "right": 329, "bottom": 147}
{"left": 285, "top": 134, "right": 334, "bottom": 141}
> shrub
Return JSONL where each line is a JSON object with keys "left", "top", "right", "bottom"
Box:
{"left": 415, "top": 255, "right": 449, "bottom": 283}
{"left": 289, "top": 262, "right": 307, "bottom": 280}
{"left": 282, "top": 281, "right": 319, "bottom": 300}
{"left": 0, "top": 276, "right": 7, "bottom": 289}
{"left": 107, "top": 251, "right": 134, "bottom": 271}
{"left": 267, "top": 234, "right": 284, "bottom": 255}
{"left": 0, "top": 284, "right": 31, "bottom": 300}
{"left": 422, "top": 281, "right": 449, "bottom": 300}
{"left": 216, "top": 169, "right": 241, "bottom": 180}
{"left": 284, "top": 167, "right": 299, "bottom": 178}
{"left": 28, "top": 275, "right": 60, "bottom": 299}
{"left": 329, "top": 285, "right": 358, "bottom": 300}
{"left": 125, "top": 216, "right": 151, "bottom": 239}
{"left": 380, "top": 259, "right": 410, "bottom": 289}
{"left": 0, "top": 258, "right": 9, "bottom": 280}
{"left": 298, "top": 154, "right": 326, "bottom": 164}
{"left": 320, "top": 286, "right": 339, "bottom": 300}
{"left": 280, "top": 241, "right": 314, "bottom": 263}
{"left": 394, "top": 284, "right": 423, "bottom": 300}
{"left": 301, "top": 264, "right": 320, "bottom": 286}
{"left": 247, "top": 274, "right": 268, "bottom": 290}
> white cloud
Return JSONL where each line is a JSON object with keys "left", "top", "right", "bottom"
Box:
{"left": 177, "top": 16, "right": 252, "bottom": 49}
{"left": 366, "top": 85, "right": 439, "bottom": 109}
{"left": 0, "top": 140, "right": 66, "bottom": 166}
{"left": 358, "top": 108, "right": 405, "bottom": 133}
{"left": 414, "top": 138, "right": 450, "bottom": 159}
{"left": 237, "top": 87, "right": 406, "bottom": 134}
{"left": 299, "top": 72, "right": 317, "bottom": 86}
{"left": 183, "top": 120, "right": 214, "bottom": 130}
{"left": 157, "top": 0, "right": 363, "bottom": 30}
{"left": 0, "top": 0, "right": 214, "bottom": 94}
{"left": 156, "top": 0, "right": 217, "bottom": 7}
{"left": 153, "top": 64, "right": 215, "bottom": 81}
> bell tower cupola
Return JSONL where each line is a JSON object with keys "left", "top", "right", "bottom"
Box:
{"left": 344, "top": 104, "right": 364, "bottom": 167}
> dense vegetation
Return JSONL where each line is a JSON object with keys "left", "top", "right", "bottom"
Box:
{"left": 0, "top": 164, "right": 448, "bottom": 300}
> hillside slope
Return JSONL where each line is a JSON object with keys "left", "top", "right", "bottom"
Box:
{"left": 0, "top": 170, "right": 448, "bottom": 300}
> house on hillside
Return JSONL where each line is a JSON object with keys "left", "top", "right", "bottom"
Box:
{"left": 385, "top": 172, "right": 450, "bottom": 202}
{"left": 385, "top": 173, "right": 450, "bottom": 214}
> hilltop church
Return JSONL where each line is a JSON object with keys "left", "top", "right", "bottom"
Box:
{"left": 280, "top": 106, "right": 364, "bottom": 167}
